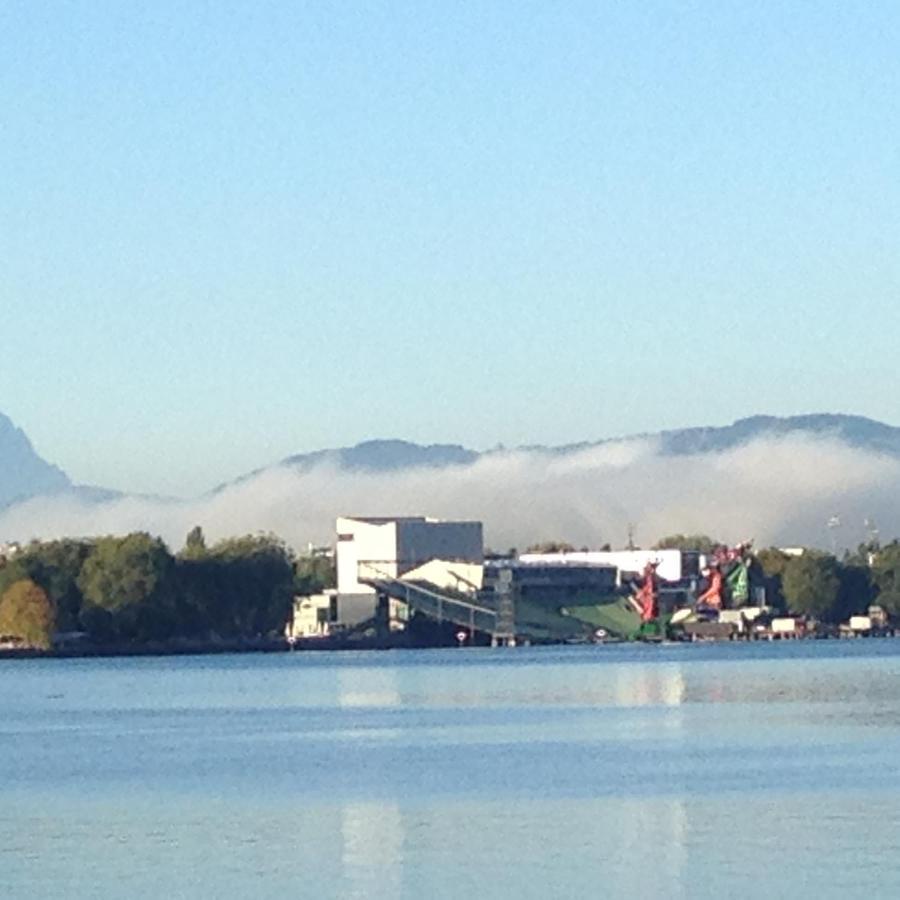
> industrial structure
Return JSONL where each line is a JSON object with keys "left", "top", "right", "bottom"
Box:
{"left": 286, "top": 517, "right": 790, "bottom": 645}
{"left": 336, "top": 515, "right": 483, "bottom": 594}
{"left": 516, "top": 548, "right": 700, "bottom": 585}
{"left": 287, "top": 516, "right": 490, "bottom": 642}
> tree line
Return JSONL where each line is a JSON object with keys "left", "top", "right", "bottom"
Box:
{"left": 659, "top": 534, "right": 900, "bottom": 624}
{"left": 0, "top": 528, "right": 335, "bottom": 650}
{"left": 755, "top": 544, "right": 899, "bottom": 624}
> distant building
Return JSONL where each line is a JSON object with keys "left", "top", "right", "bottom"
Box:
{"left": 516, "top": 549, "right": 701, "bottom": 585}
{"left": 0, "top": 542, "right": 22, "bottom": 563}
{"left": 297, "top": 516, "right": 486, "bottom": 629}
{"left": 303, "top": 544, "right": 334, "bottom": 560}
{"left": 286, "top": 591, "right": 338, "bottom": 640}
{"left": 485, "top": 560, "right": 618, "bottom": 600}
{"left": 337, "top": 514, "right": 481, "bottom": 586}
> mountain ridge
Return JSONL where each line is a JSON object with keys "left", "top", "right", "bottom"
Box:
{"left": 0, "top": 412, "right": 71, "bottom": 508}
{"left": 272, "top": 413, "right": 900, "bottom": 476}
{"left": 4, "top": 412, "right": 900, "bottom": 509}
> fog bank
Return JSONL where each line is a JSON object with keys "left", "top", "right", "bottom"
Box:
{"left": 1, "top": 435, "right": 896, "bottom": 553}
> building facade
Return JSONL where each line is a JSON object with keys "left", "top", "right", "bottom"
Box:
{"left": 336, "top": 516, "right": 483, "bottom": 595}
{"left": 516, "top": 548, "right": 700, "bottom": 585}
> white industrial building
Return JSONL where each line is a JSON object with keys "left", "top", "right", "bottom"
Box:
{"left": 336, "top": 516, "right": 483, "bottom": 595}
{"left": 516, "top": 548, "right": 700, "bottom": 585}
{"left": 285, "top": 516, "right": 485, "bottom": 635}
{"left": 285, "top": 590, "right": 338, "bottom": 640}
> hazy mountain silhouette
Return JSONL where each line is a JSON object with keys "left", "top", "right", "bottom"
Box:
{"left": 275, "top": 415, "right": 900, "bottom": 474}
{"left": 5, "top": 411, "right": 900, "bottom": 509}
{"left": 0, "top": 413, "right": 129, "bottom": 511}
{"left": 281, "top": 439, "right": 480, "bottom": 471}
{"left": 653, "top": 414, "right": 900, "bottom": 457}
{"left": 0, "top": 412, "right": 71, "bottom": 508}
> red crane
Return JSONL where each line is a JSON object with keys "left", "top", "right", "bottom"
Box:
{"left": 633, "top": 561, "right": 659, "bottom": 623}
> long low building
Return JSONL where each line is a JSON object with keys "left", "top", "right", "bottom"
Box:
{"left": 516, "top": 548, "right": 702, "bottom": 585}
{"left": 484, "top": 560, "right": 618, "bottom": 599}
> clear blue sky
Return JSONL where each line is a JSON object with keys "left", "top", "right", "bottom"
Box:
{"left": 2, "top": 1, "right": 899, "bottom": 496}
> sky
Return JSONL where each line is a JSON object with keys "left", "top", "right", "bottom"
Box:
{"left": 2, "top": 1, "right": 899, "bottom": 497}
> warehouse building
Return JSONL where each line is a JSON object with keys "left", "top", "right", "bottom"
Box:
{"left": 516, "top": 548, "right": 701, "bottom": 585}
{"left": 331, "top": 516, "right": 483, "bottom": 626}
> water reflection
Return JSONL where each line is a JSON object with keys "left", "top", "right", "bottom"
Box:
{"left": 338, "top": 666, "right": 401, "bottom": 709}
{"left": 613, "top": 662, "right": 686, "bottom": 708}
{"left": 341, "top": 802, "right": 404, "bottom": 899}
{"left": 330, "top": 793, "right": 689, "bottom": 899}
{"left": 10, "top": 790, "right": 900, "bottom": 899}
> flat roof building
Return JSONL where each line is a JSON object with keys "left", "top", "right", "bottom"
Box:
{"left": 332, "top": 516, "right": 484, "bottom": 626}
{"left": 484, "top": 560, "right": 618, "bottom": 600}
{"left": 516, "top": 548, "right": 701, "bottom": 585}
{"left": 336, "top": 516, "right": 483, "bottom": 595}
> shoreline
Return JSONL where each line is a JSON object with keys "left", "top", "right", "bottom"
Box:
{"left": 2, "top": 629, "right": 898, "bottom": 661}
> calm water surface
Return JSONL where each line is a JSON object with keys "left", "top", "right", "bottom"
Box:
{"left": 4, "top": 641, "right": 900, "bottom": 898}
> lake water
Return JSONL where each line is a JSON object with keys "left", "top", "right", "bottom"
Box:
{"left": 4, "top": 641, "right": 900, "bottom": 898}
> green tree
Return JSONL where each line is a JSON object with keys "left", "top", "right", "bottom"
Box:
{"left": 0, "top": 579, "right": 55, "bottom": 649}
{"left": 181, "top": 526, "right": 208, "bottom": 560}
{"left": 0, "top": 556, "right": 29, "bottom": 599}
{"left": 756, "top": 548, "right": 792, "bottom": 579}
{"left": 525, "top": 541, "right": 576, "bottom": 554}
{"left": 8, "top": 539, "right": 92, "bottom": 632}
{"left": 77, "top": 533, "right": 176, "bottom": 641}
{"left": 294, "top": 554, "right": 336, "bottom": 594}
{"left": 755, "top": 548, "right": 793, "bottom": 611}
{"left": 781, "top": 552, "right": 842, "bottom": 621}
{"left": 835, "top": 562, "right": 872, "bottom": 622}
{"left": 870, "top": 541, "right": 900, "bottom": 617}
{"left": 172, "top": 556, "right": 218, "bottom": 637}
{"left": 654, "top": 534, "right": 720, "bottom": 554}
{"left": 179, "top": 534, "right": 295, "bottom": 639}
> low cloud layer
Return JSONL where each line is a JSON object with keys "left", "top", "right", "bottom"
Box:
{"left": 1, "top": 435, "right": 897, "bottom": 553}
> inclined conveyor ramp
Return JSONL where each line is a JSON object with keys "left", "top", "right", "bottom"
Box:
{"left": 357, "top": 565, "right": 500, "bottom": 637}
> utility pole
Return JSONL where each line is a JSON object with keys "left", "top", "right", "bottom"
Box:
{"left": 827, "top": 515, "right": 841, "bottom": 556}
{"left": 627, "top": 523, "right": 637, "bottom": 552}
{"left": 864, "top": 518, "right": 880, "bottom": 566}
{"left": 865, "top": 517, "right": 880, "bottom": 548}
